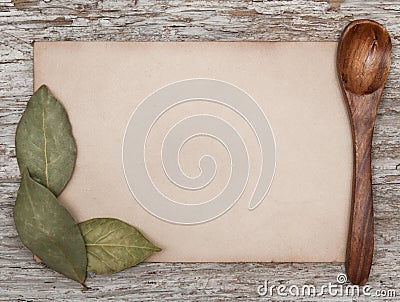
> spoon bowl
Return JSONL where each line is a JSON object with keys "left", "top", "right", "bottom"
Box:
{"left": 338, "top": 20, "right": 391, "bottom": 95}
{"left": 337, "top": 19, "right": 392, "bottom": 286}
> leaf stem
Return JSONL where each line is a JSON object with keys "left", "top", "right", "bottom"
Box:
{"left": 81, "top": 282, "right": 90, "bottom": 292}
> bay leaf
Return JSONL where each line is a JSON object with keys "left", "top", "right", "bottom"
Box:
{"left": 15, "top": 85, "right": 76, "bottom": 196}
{"left": 79, "top": 218, "right": 161, "bottom": 274}
{"left": 14, "top": 169, "right": 87, "bottom": 284}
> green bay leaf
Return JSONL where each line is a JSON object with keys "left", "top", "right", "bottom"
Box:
{"left": 14, "top": 169, "right": 87, "bottom": 284}
{"left": 79, "top": 218, "right": 161, "bottom": 274}
{"left": 15, "top": 85, "right": 76, "bottom": 196}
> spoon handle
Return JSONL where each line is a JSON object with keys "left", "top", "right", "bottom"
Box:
{"left": 345, "top": 92, "right": 379, "bottom": 285}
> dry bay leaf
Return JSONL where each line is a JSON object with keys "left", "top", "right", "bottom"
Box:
{"left": 15, "top": 85, "right": 76, "bottom": 196}
{"left": 14, "top": 169, "right": 87, "bottom": 284}
{"left": 79, "top": 218, "right": 161, "bottom": 274}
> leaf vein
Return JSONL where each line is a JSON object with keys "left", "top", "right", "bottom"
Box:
{"left": 86, "top": 243, "right": 157, "bottom": 250}
{"left": 88, "top": 249, "right": 114, "bottom": 271}
{"left": 41, "top": 95, "right": 49, "bottom": 188}
{"left": 92, "top": 227, "right": 125, "bottom": 244}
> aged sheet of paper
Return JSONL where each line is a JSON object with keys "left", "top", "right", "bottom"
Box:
{"left": 34, "top": 42, "right": 352, "bottom": 262}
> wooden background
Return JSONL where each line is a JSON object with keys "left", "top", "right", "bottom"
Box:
{"left": 0, "top": 0, "right": 399, "bottom": 301}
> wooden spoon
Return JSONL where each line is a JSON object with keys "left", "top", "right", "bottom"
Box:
{"left": 337, "top": 19, "right": 392, "bottom": 285}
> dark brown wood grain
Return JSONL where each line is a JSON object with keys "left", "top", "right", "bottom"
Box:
{"left": 337, "top": 19, "right": 392, "bottom": 286}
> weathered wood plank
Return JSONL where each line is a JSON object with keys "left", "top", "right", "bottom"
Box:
{"left": 0, "top": 0, "right": 399, "bottom": 300}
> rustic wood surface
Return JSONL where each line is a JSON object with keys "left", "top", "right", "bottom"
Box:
{"left": 0, "top": 0, "right": 399, "bottom": 301}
